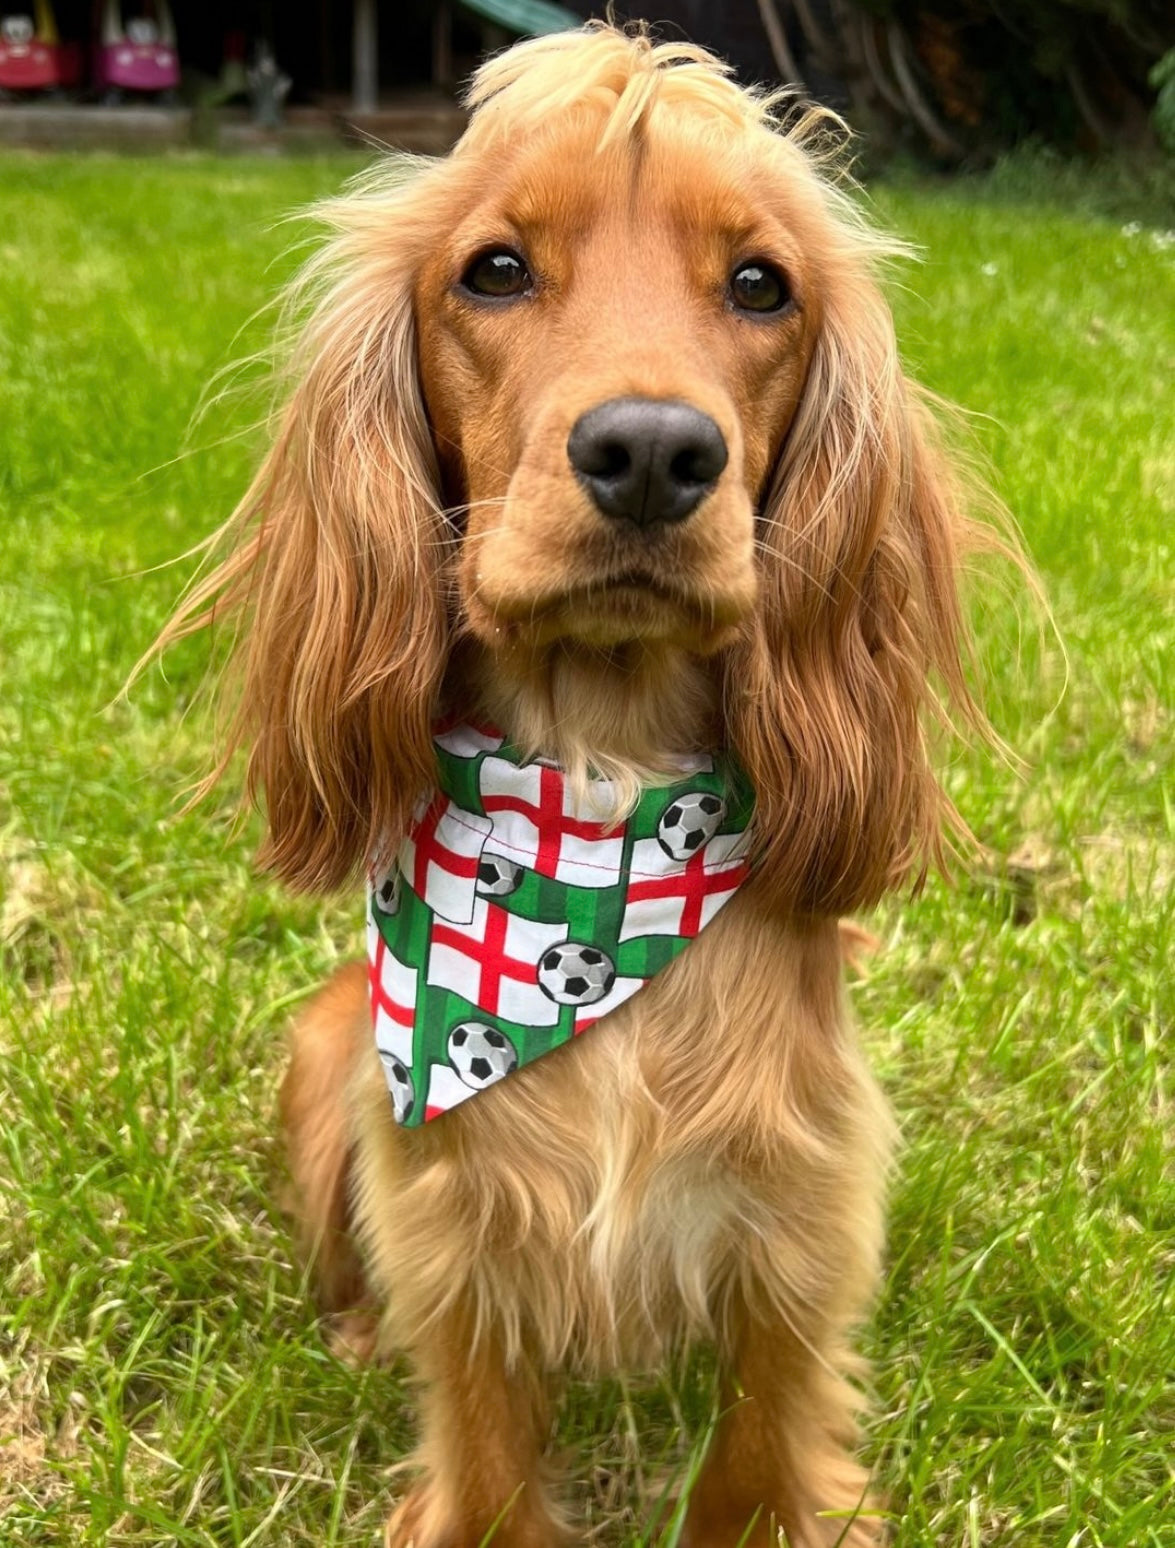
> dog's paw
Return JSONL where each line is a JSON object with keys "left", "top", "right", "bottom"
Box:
{"left": 677, "top": 1487, "right": 887, "bottom": 1548}
{"left": 326, "top": 1308, "right": 384, "bottom": 1367}
{"left": 385, "top": 1488, "right": 446, "bottom": 1548}
{"left": 385, "top": 1485, "right": 571, "bottom": 1548}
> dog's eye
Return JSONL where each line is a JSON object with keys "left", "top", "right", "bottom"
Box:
{"left": 460, "top": 249, "right": 532, "bottom": 300}
{"left": 729, "top": 261, "right": 790, "bottom": 314}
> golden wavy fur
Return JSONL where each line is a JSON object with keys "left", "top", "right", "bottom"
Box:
{"left": 154, "top": 23, "right": 1009, "bottom": 1547}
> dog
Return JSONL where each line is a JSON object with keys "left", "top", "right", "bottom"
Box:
{"left": 158, "top": 23, "right": 1003, "bottom": 1548}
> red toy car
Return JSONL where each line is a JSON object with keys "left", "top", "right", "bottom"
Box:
{"left": 0, "top": 2, "right": 80, "bottom": 92}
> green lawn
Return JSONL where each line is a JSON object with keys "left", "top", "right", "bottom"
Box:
{"left": 1, "top": 154, "right": 1172, "bottom": 1547}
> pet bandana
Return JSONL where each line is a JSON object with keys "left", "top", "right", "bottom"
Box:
{"left": 367, "top": 722, "right": 754, "bottom": 1126}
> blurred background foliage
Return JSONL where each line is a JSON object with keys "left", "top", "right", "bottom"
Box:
{"left": 627, "top": 0, "right": 1175, "bottom": 163}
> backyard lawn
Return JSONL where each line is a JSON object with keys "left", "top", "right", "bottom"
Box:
{"left": 0, "top": 153, "right": 1171, "bottom": 1546}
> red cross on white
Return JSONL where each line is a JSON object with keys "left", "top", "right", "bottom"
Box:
{"left": 427, "top": 897, "right": 566, "bottom": 1026}
{"left": 367, "top": 919, "right": 416, "bottom": 1065}
{"left": 397, "top": 790, "right": 492, "bottom": 926}
{"left": 434, "top": 721, "right": 505, "bottom": 758}
{"left": 478, "top": 756, "right": 625, "bottom": 888}
{"left": 620, "top": 834, "right": 751, "bottom": 942}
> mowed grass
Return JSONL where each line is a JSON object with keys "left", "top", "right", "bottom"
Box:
{"left": 0, "top": 153, "right": 1172, "bottom": 1546}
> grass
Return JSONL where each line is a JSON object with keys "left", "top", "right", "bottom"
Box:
{"left": 0, "top": 152, "right": 1172, "bottom": 1546}
{"left": 878, "top": 142, "right": 1175, "bottom": 228}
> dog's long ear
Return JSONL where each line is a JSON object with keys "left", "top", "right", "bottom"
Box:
{"left": 150, "top": 172, "right": 450, "bottom": 894}
{"left": 727, "top": 268, "right": 984, "bottom": 916}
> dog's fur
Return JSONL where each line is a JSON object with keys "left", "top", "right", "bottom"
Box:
{"left": 157, "top": 25, "right": 1004, "bottom": 1547}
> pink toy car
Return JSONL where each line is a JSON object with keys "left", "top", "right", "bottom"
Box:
{"left": 93, "top": 0, "right": 178, "bottom": 98}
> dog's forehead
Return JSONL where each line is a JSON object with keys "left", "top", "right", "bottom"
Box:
{"left": 451, "top": 113, "right": 798, "bottom": 253}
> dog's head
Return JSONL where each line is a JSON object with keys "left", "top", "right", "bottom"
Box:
{"left": 170, "top": 26, "right": 991, "bottom": 915}
{"left": 415, "top": 49, "right": 823, "bottom": 659}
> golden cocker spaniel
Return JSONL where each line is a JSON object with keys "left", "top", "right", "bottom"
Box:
{"left": 159, "top": 22, "right": 1006, "bottom": 1548}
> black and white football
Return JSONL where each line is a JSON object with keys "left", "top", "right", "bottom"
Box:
{"left": 656, "top": 791, "right": 725, "bottom": 862}
{"left": 537, "top": 942, "right": 616, "bottom": 1006}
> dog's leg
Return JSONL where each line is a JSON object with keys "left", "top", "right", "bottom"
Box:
{"left": 682, "top": 1300, "right": 883, "bottom": 1548}
{"left": 280, "top": 961, "right": 380, "bottom": 1359}
{"left": 387, "top": 1304, "right": 567, "bottom": 1548}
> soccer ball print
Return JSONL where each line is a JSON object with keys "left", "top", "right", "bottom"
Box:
{"left": 372, "top": 866, "right": 402, "bottom": 915}
{"left": 537, "top": 942, "right": 617, "bottom": 1006}
{"left": 448, "top": 1022, "right": 518, "bottom": 1089}
{"left": 656, "top": 791, "right": 726, "bottom": 861}
{"left": 475, "top": 852, "right": 524, "bottom": 898}
{"left": 378, "top": 1050, "right": 415, "bottom": 1123}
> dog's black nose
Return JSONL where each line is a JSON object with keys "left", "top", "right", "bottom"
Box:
{"left": 567, "top": 397, "right": 728, "bottom": 528}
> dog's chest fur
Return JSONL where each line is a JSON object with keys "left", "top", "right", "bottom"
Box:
{"left": 507, "top": 1017, "right": 765, "bottom": 1371}
{"left": 354, "top": 895, "right": 881, "bottom": 1375}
